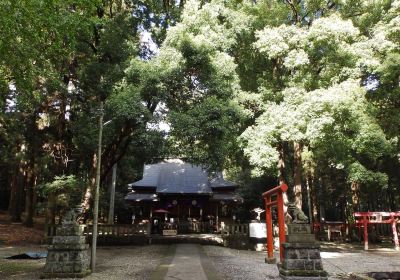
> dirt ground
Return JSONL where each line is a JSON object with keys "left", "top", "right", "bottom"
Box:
{"left": 0, "top": 245, "right": 169, "bottom": 280}
{"left": 0, "top": 211, "right": 45, "bottom": 245}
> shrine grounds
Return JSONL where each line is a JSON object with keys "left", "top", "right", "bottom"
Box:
{"left": 1, "top": 242, "right": 399, "bottom": 280}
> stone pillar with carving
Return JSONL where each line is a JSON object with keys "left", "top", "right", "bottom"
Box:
{"left": 278, "top": 223, "right": 327, "bottom": 280}
{"left": 41, "top": 209, "right": 91, "bottom": 278}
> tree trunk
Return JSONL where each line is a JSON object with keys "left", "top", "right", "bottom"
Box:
{"left": 293, "top": 142, "right": 303, "bottom": 209}
{"left": 351, "top": 181, "right": 360, "bottom": 213}
{"left": 23, "top": 153, "right": 36, "bottom": 227}
{"left": 23, "top": 112, "right": 38, "bottom": 227}
{"left": 277, "top": 142, "right": 286, "bottom": 184}
{"left": 305, "top": 174, "right": 313, "bottom": 223}
{"left": 311, "top": 177, "right": 319, "bottom": 222}
{"left": 108, "top": 163, "right": 117, "bottom": 224}
{"left": 81, "top": 153, "right": 97, "bottom": 219}
{"left": 318, "top": 176, "right": 326, "bottom": 221}
{"left": 8, "top": 164, "right": 23, "bottom": 222}
{"left": 278, "top": 142, "right": 292, "bottom": 223}
{"left": 45, "top": 193, "right": 56, "bottom": 225}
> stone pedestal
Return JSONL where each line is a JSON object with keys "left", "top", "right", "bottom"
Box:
{"left": 278, "top": 224, "right": 327, "bottom": 280}
{"left": 41, "top": 220, "right": 91, "bottom": 278}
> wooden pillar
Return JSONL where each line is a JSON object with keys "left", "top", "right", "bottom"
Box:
{"left": 363, "top": 216, "right": 368, "bottom": 250}
{"left": 391, "top": 215, "right": 399, "bottom": 250}
{"left": 263, "top": 183, "right": 288, "bottom": 264}
{"left": 216, "top": 204, "right": 219, "bottom": 232}
{"left": 265, "top": 196, "right": 274, "bottom": 263}
{"left": 277, "top": 191, "right": 286, "bottom": 262}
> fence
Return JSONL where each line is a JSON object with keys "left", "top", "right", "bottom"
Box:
{"left": 46, "top": 223, "right": 150, "bottom": 245}
{"left": 313, "top": 221, "right": 346, "bottom": 241}
{"left": 221, "top": 223, "right": 249, "bottom": 236}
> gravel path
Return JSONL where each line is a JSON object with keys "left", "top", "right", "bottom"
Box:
{"left": 203, "top": 244, "right": 400, "bottom": 280}
{"left": 322, "top": 248, "right": 400, "bottom": 279}
{"left": 87, "top": 245, "right": 169, "bottom": 280}
{"left": 1, "top": 243, "right": 400, "bottom": 279}
{"left": 203, "top": 246, "right": 280, "bottom": 280}
{"left": 0, "top": 245, "right": 169, "bottom": 279}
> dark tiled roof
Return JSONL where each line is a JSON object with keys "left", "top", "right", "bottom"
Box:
{"left": 128, "top": 160, "right": 237, "bottom": 194}
{"left": 210, "top": 176, "right": 237, "bottom": 188}
{"left": 211, "top": 193, "right": 244, "bottom": 203}
{"left": 125, "top": 193, "right": 159, "bottom": 202}
{"left": 128, "top": 164, "right": 161, "bottom": 188}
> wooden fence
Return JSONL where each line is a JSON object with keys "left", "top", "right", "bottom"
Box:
{"left": 46, "top": 223, "right": 149, "bottom": 237}
{"left": 46, "top": 224, "right": 150, "bottom": 245}
{"left": 221, "top": 223, "right": 249, "bottom": 236}
{"left": 46, "top": 222, "right": 249, "bottom": 241}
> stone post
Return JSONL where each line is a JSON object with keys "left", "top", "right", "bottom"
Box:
{"left": 278, "top": 224, "right": 327, "bottom": 280}
{"left": 41, "top": 209, "right": 91, "bottom": 278}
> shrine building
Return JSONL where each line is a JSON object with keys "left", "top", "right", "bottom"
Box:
{"left": 124, "top": 159, "right": 243, "bottom": 233}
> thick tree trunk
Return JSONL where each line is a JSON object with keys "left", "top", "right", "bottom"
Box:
{"left": 351, "top": 181, "right": 360, "bottom": 213}
{"left": 44, "top": 199, "right": 56, "bottom": 226}
{"left": 278, "top": 142, "right": 292, "bottom": 223}
{"left": 311, "top": 176, "right": 319, "bottom": 222}
{"left": 293, "top": 142, "right": 303, "bottom": 209}
{"left": 108, "top": 163, "right": 117, "bottom": 224}
{"left": 23, "top": 112, "right": 38, "bottom": 227}
{"left": 305, "top": 175, "right": 313, "bottom": 223}
{"left": 81, "top": 153, "right": 97, "bottom": 219}
{"left": 24, "top": 183, "right": 34, "bottom": 226}
{"left": 23, "top": 155, "right": 36, "bottom": 227}
{"left": 8, "top": 164, "right": 23, "bottom": 222}
{"left": 45, "top": 193, "right": 56, "bottom": 225}
{"left": 277, "top": 142, "right": 286, "bottom": 184}
{"left": 318, "top": 176, "right": 326, "bottom": 221}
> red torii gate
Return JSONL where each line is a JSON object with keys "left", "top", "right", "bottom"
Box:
{"left": 263, "top": 183, "right": 288, "bottom": 263}
{"left": 354, "top": 211, "right": 400, "bottom": 250}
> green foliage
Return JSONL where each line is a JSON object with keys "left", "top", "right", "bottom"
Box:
{"left": 37, "top": 175, "right": 85, "bottom": 211}
{"left": 38, "top": 175, "right": 82, "bottom": 196}
{"left": 169, "top": 96, "right": 242, "bottom": 170}
{"left": 348, "top": 162, "right": 388, "bottom": 188}
{"left": 1, "top": 0, "right": 400, "bottom": 221}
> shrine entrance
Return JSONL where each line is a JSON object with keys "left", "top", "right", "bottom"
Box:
{"left": 262, "top": 183, "right": 288, "bottom": 263}
{"left": 354, "top": 211, "right": 400, "bottom": 250}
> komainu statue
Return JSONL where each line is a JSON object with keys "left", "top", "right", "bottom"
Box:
{"left": 288, "top": 203, "right": 309, "bottom": 223}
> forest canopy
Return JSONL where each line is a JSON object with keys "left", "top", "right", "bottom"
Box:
{"left": 0, "top": 0, "right": 399, "bottom": 225}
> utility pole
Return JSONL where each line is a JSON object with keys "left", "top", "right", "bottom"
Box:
{"left": 108, "top": 163, "right": 117, "bottom": 224}
{"left": 91, "top": 101, "right": 104, "bottom": 272}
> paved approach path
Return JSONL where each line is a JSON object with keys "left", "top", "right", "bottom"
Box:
{"left": 150, "top": 244, "right": 221, "bottom": 280}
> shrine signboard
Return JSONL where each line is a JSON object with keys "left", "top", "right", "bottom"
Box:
{"left": 249, "top": 223, "right": 267, "bottom": 238}
{"left": 163, "top": 229, "right": 177, "bottom": 236}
